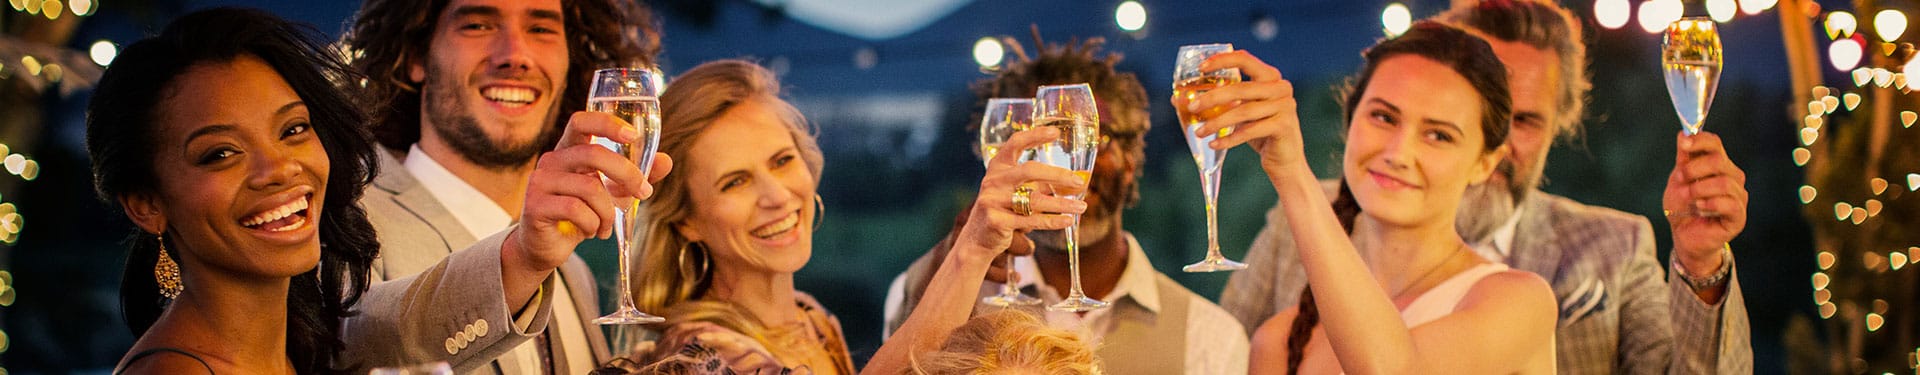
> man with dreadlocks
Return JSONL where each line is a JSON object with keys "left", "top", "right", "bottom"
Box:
{"left": 880, "top": 32, "right": 1249, "bottom": 375}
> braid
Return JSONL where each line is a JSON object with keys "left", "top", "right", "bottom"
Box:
{"left": 1285, "top": 180, "right": 1362, "bottom": 373}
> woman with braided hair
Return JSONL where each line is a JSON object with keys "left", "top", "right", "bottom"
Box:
{"left": 1180, "top": 21, "right": 1558, "bottom": 374}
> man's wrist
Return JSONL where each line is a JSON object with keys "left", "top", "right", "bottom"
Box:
{"left": 1673, "top": 246, "right": 1732, "bottom": 292}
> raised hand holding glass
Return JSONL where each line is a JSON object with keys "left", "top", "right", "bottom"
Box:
{"left": 1172, "top": 43, "right": 1249, "bottom": 273}
{"left": 587, "top": 67, "right": 667, "bottom": 325}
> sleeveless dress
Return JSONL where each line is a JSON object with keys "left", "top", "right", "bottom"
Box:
{"left": 1394, "top": 262, "right": 1558, "bottom": 375}
{"left": 1399, "top": 262, "right": 1512, "bottom": 327}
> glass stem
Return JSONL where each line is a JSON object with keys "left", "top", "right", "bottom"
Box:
{"left": 1203, "top": 166, "right": 1223, "bottom": 259}
{"left": 614, "top": 206, "right": 636, "bottom": 311}
{"left": 1001, "top": 255, "right": 1020, "bottom": 295}
{"left": 1064, "top": 214, "right": 1087, "bottom": 299}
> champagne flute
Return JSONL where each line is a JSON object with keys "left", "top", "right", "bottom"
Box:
{"left": 1172, "top": 43, "right": 1249, "bottom": 273}
{"left": 1662, "top": 17, "right": 1721, "bottom": 136}
{"left": 587, "top": 67, "right": 667, "bottom": 325}
{"left": 1662, "top": 17, "right": 1724, "bottom": 218}
{"left": 978, "top": 98, "right": 1042, "bottom": 307}
{"left": 1030, "top": 84, "right": 1109, "bottom": 312}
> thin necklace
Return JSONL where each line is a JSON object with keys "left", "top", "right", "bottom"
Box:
{"left": 1390, "top": 243, "right": 1470, "bottom": 300}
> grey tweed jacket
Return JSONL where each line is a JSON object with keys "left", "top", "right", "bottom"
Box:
{"left": 339, "top": 149, "right": 610, "bottom": 374}
{"left": 1220, "top": 187, "right": 1751, "bottom": 374}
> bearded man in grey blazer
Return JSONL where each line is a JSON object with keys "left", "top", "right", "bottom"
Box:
{"left": 1221, "top": 1, "right": 1752, "bottom": 373}
{"left": 333, "top": 0, "right": 663, "bottom": 373}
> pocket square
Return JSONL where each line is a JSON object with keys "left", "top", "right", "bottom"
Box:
{"left": 1558, "top": 279, "right": 1608, "bottom": 326}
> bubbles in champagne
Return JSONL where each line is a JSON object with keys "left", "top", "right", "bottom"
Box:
{"left": 1029, "top": 117, "right": 1099, "bottom": 199}
{"left": 1663, "top": 62, "right": 1719, "bottom": 134}
{"left": 1175, "top": 75, "right": 1239, "bottom": 173}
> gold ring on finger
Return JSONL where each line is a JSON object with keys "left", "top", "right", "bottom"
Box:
{"left": 1011, "top": 185, "right": 1034, "bottom": 216}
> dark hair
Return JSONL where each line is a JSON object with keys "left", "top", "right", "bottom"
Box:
{"left": 974, "top": 27, "right": 1150, "bottom": 216}
{"left": 346, "top": 0, "right": 661, "bottom": 152}
{"left": 85, "top": 8, "right": 379, "bottom": 373}
{"left": 1285, "top": 21, "right": 1511, "bottom": 374}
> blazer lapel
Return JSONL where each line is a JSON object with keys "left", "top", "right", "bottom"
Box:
{"left": 1506, "top": 192, "right": 1564, "bottom": 283}
{"left": 374, "top": 148, "right": 479, "bottom": 253}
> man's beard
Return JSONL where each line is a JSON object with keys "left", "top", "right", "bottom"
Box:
{"left": 421, "top": 67, "right": 562, "bottom": 169}
{"left": 1028, "top": 211, "right": 1111, "bottom": 254}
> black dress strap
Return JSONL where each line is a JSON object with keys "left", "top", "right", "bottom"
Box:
{"left": 117, "top": 348, "right": 214, "bottom": 374}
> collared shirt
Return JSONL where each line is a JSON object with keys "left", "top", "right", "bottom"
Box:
{"left": 405, "top": 144, "right": 595, "bottom": 375}
{"left": 984, "top": 235, "right": 1248, "bottom": 375}
{"left": 1471, "top": 206, "right": 1526, "bottom": 263}
{"left": 403, "top": 144, "right": 513, "bottom": 239}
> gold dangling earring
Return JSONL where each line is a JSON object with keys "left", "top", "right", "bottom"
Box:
{"left": 812, "top": 194, "right": 826, "bottom": 232}
{"left": 155, "top": 233, "right": 183, "bottom": 299}
{"left": 678, "top": 242, "right": 712, "bottom": 282}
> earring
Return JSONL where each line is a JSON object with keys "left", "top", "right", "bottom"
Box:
{"left": 812, "top": 194, "right": 826, "bottom": 232}
{"left": 677, "top": 241, "right": 711, "bottom": 282}
{"left": 155, "top": 233, "right": 183, "bottom": 299}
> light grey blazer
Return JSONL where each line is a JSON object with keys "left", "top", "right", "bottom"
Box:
{"left": 339, "top": 149, "right": 610, "bottom": 374}
{"left": 1220, "top": 186, "right": 1752, "bottom": 374}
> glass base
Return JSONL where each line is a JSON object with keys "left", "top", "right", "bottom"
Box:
{"left": 1047, "top": 296, "right": 1110, "bottom": 312}
{"left": 1182, "top": 257, "right": 1248, "bottom": 273}
{"left": 982, "top": 292, "right": 1043, "bottom": 307}
{"left": 594, "top": 307, "right": 666, "bottom": 325}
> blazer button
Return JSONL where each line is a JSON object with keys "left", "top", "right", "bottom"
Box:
{"left": 476, "top": 319, "right": 490, "bottom": 337}
{"left": 445, "top": 338, "right": 459, "bottom": 355}
{"left": 456, "top": 335, "right": 470, "bottom": 350}
{"left": 456, "top": 330, "right": 472, "bottom": 345}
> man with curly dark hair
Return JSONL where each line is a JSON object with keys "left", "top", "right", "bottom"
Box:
{"left": 337, "top": 0, "right": 662, "bottom": 373}
{"left": 882, "top": 31, "right": 1249, "bottom": 375}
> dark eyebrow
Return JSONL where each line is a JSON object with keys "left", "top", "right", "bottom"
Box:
{"left": 1421, "top": 118, "right": 1465, "bottom": 134}
{"left": 1368, "top": 97, "right": 1462, "bottom": 132}
{"left": 183, "top": 124, "right": 238, "bottom": 148}
{"left": 276, "top": 101, "right": 305, "bottom": 116}
{"left": 1364, "top": 98, "right": 1400, "bottom": 114}
{"left": 528, "top": 9, "right": 562, "bottom": 22}
{"left": 450, "top": 5, "right": 501, "bottom": 18}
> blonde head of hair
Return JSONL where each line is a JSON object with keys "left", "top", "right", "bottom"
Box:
{"left": 906, "top": 310, "right": 1103, "bottom": 375}
{"left": 628, "top": 59, "right": 825, "bottom": 345}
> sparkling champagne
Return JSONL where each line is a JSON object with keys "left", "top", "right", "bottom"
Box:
{"left": 1661, "top": 18, "right": 1721, "bottom": 136}
{"left": 587, "top": 95, "right": 661, "bottom": 320}
{"left": 1663, "top": 61, "right": 1719, "bottom": 135}
{"left": 586, "top": 68, "right": 666, "bottom": 324}
{"left": 587, "top": 96, "right": 663, "bottom": 175}
{"left": 1028, "top": 116, "right": 1099, "bottom": 199}
{"left": 1175, "top": 75, "right": 1241, "bottom": 173}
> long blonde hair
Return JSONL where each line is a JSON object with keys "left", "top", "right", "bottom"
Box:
{"left": 906, "top": 310, "right": 1102, "bottom": 375}
{"left": 629, "top": 59, "right": 825, "bottom": 343}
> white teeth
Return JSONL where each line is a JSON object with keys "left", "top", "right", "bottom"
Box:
{"left": 750, "top": 212, "right": 800, "bottom": 239}
{"left": 481, "top": 86, "right": 536, "bottom": 105}
{"left": 242, "top": 197, "right": 309, "bottom": 228}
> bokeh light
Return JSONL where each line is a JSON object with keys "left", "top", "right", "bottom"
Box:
{"left": 972, "top": 37, "right": 1003, "bottom": 68}
{"left": 1596, "top": 0, "right": 1631, "bottom": 29}
{"left": 1115, "top": 1, "right": 1146, "bottom": 32}
{"left": 89, "top": 40, "right": 116, "bottom": 66}
{"left": 1382, "top": 3, "right": 1412, "bottom": 37}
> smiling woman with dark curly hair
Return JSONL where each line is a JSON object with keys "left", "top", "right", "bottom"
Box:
{"left": 88, "top": 7, "right": 379, "bottom": 373}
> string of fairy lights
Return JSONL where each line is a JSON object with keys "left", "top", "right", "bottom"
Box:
{"left": 1, "top": 0, "right": 92, "bottom": 368}
{"left": 0, "top": 140, "right": 26, "bottom": 368}
{"left": 1779, "top": 1, "right": 1920, "bottom": 371}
